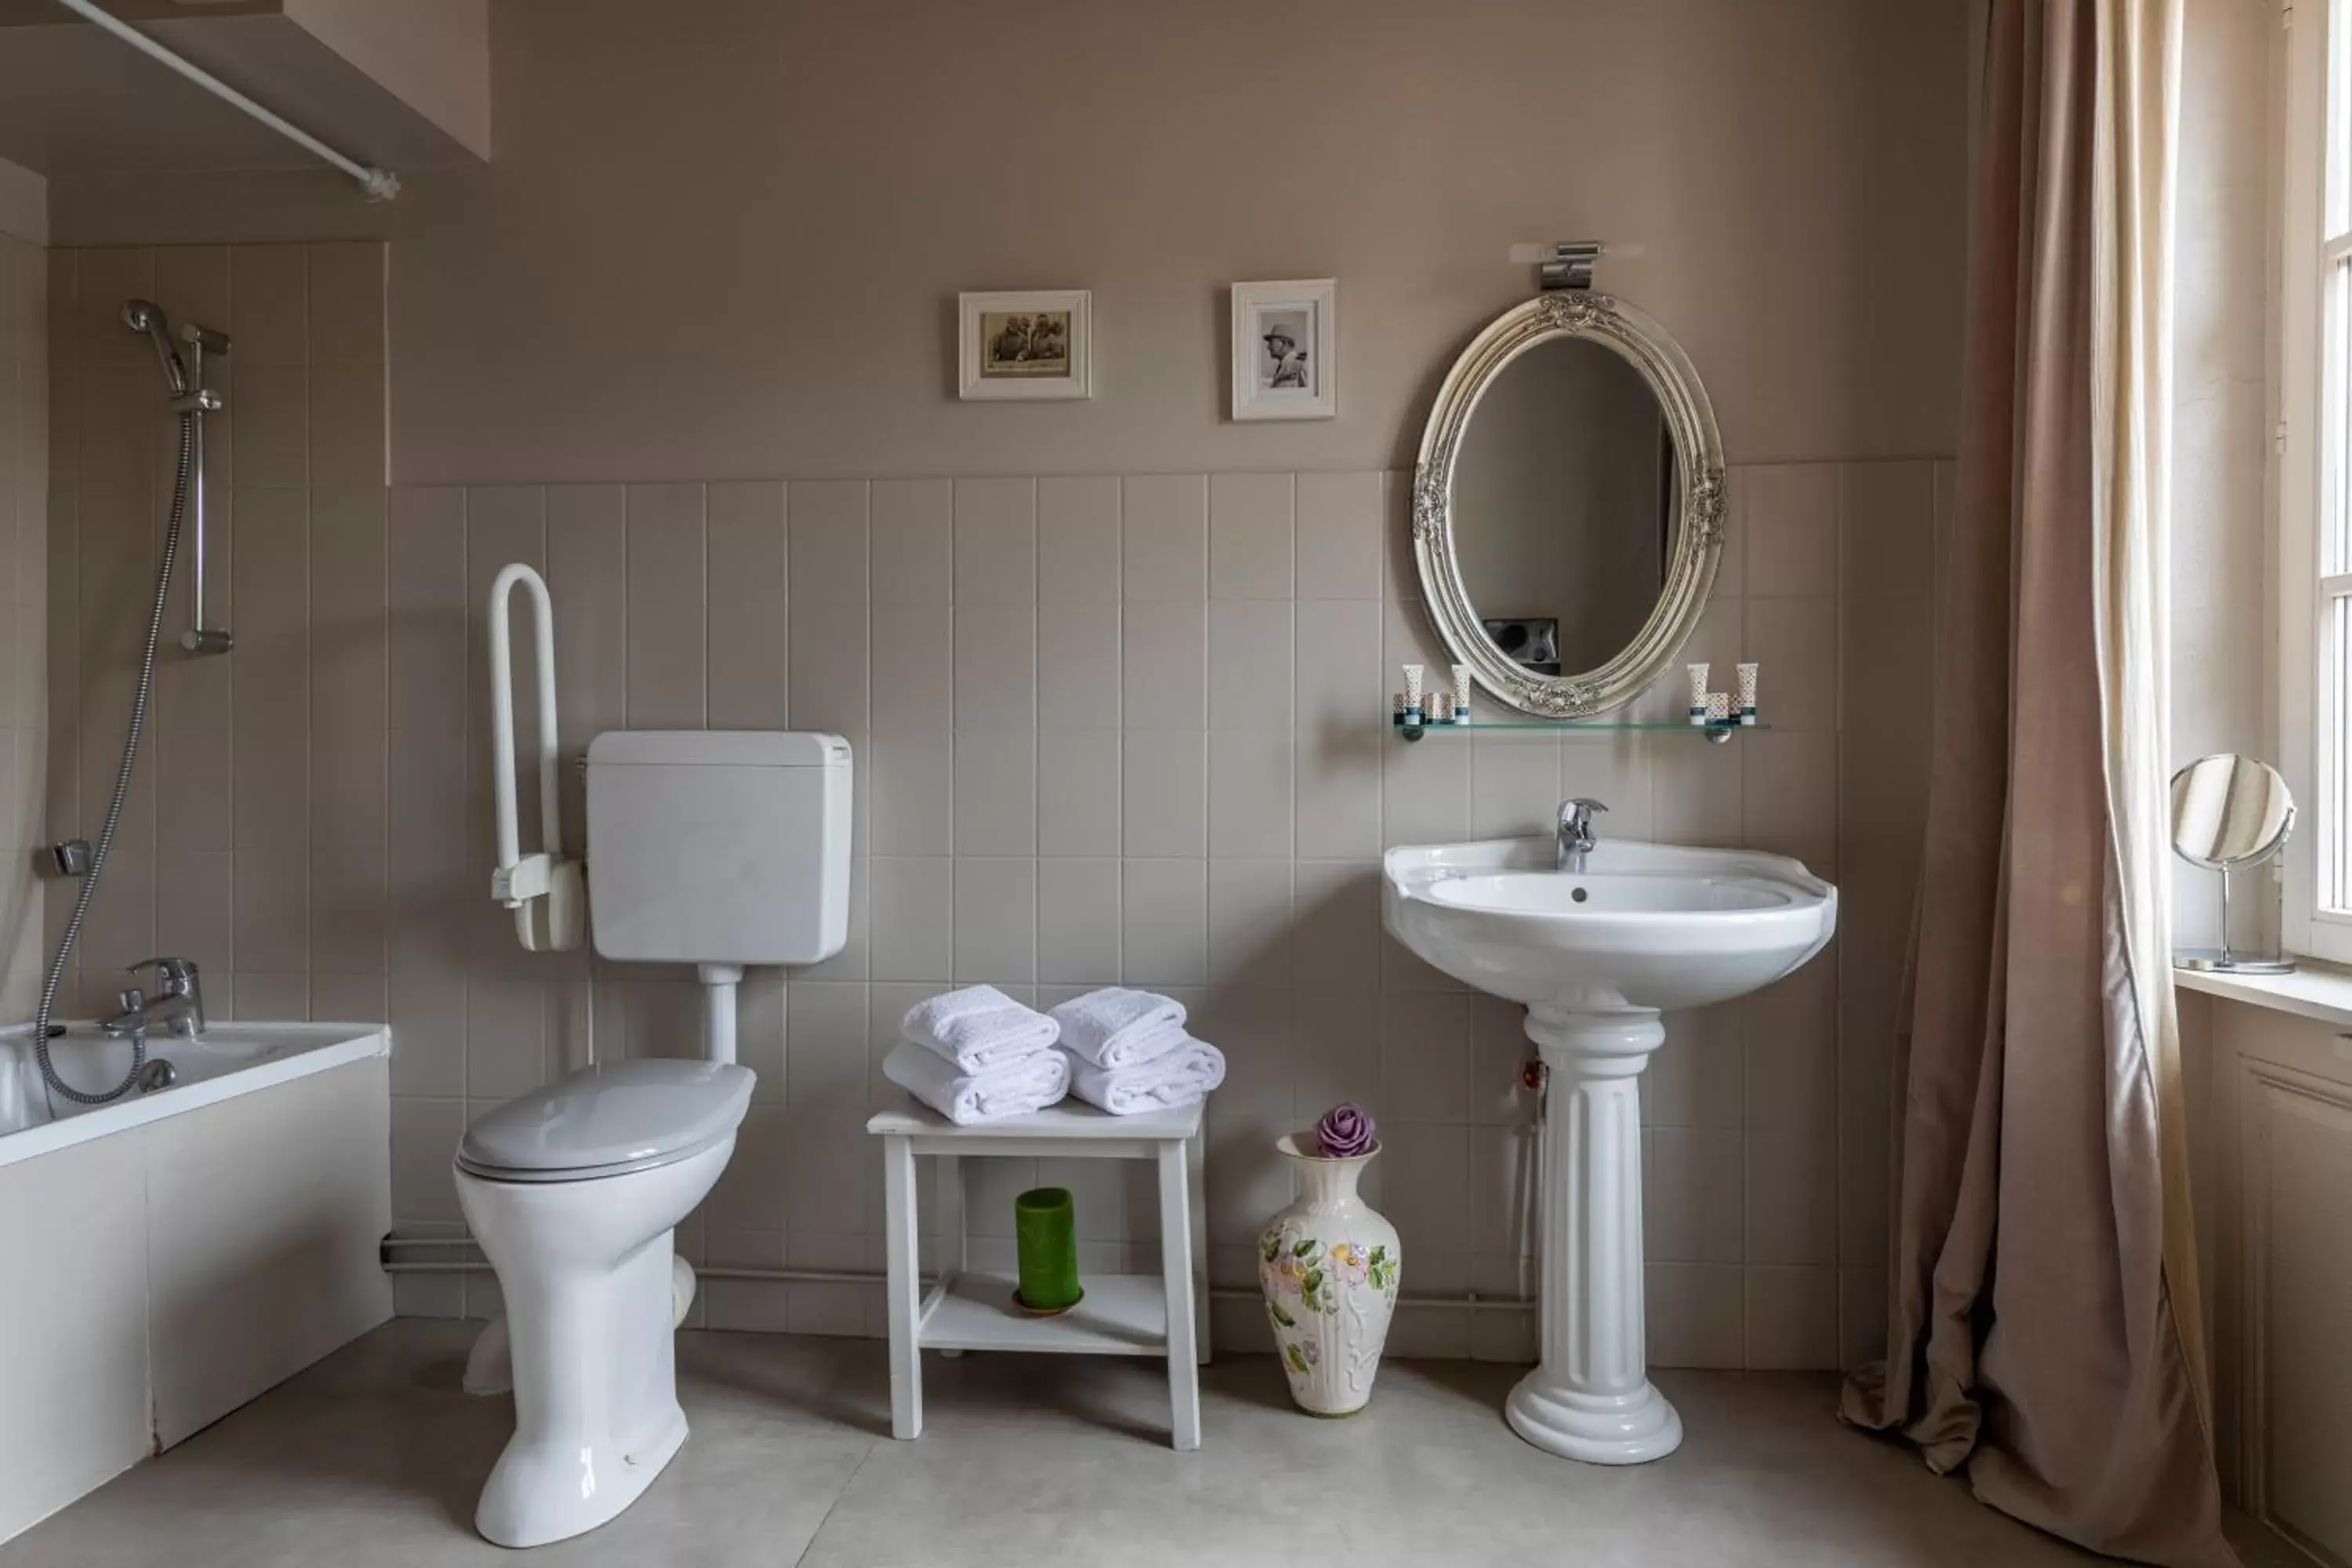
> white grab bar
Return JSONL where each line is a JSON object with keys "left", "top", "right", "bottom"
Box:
{"left": 487, "top": 563, "right": 582, "bottom": 951}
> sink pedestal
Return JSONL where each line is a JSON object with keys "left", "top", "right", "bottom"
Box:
{"left": 1504, "top": 1004, "right": 1682, "bottom": 1465}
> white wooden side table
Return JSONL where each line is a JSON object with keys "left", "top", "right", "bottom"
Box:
{"left": 865, "top": 1098, "right": 1210, "bottom": 1450}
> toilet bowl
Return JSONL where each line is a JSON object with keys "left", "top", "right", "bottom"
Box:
{"left": 452, "top": 1058, "right": 754, "bottom": 1549}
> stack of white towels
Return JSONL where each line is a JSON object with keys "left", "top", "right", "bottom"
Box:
{"left": 1051, "top": 988, "right": 1225, "bottom": 1116}
{"left": 878, "top": 985, "right": 1227, "bottom": 1126}
{"left": 883, "top": 986, "right": 1070, "bottom": 1126}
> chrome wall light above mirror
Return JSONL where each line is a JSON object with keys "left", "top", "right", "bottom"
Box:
{"left": 1410, "top": 245, "right": 1726, "bottom": 722}
{"left": 2170, "top": 753, "right": 2296, "bottom": 975}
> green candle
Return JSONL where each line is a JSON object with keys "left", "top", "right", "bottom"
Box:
{"left": 1014, "top": 1186, "right": 1080, "bottom": 1312}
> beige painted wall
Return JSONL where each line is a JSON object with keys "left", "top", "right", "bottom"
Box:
{"left": 0, "top": 230, "right": 42, "bottom": 1025}
{"left": 38, "top": 0, "right": 1966, "bottom": 1364}
{"left": 48, "top": 0, "right": 1963, "bottom": 486}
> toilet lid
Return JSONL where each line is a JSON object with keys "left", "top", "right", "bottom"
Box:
{"left": 458, "top": 1059, "right": 754, "bottom": 1179}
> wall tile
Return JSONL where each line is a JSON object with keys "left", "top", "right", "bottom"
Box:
{"left": 1744, "top": 464, "right": 1838, "bottom": 597}
{"left": 871, "top": 730, "right": 952, "bottom": 856}
{"left": 952, "top": 729, "right": 1036, "bottom": 856}
{"left": 869, "top": 857, "right": 951, "bottom": 982}
{"left": 953, "top": 858, "right": 1035, "bottom": 983}
{"left": 1122, "top": 731, "right": 1204, "bottom": 858}
{"left": 546, "top": 484, "right": 627, "bottom": 764}
{"left": 1120, "top": 858, "right": 1206, "bottom": 987}
{"left": 1121, "top": 598, "right": 1205, "bottom": 727}
{"left": 1037, "top": 858, "right": 1120, "bottom": 984}
{"left": 1121, "top": 474, "right": 1206, "bottom": 601}
{"left": 305, "top": 241, "right": 385, "bottom": 367}
{"left": 387, "top": 487, "right": 467, "bottom": 736}
{"left": 309, "top": 363, "right": 385, "bottom": 489}
{"left": 1295, "top": 471, "right": 1383, "bottom": 600}
{"left": 1036, "top": 596, "right": 1120, "bottom": 728}
{"left": 1207, "top": 858, "right": 1291, "bottom": 989}
{"left": 1036, "top": 475, "right": 1119, "bottom": 602}
{"left": 230, "top": 244, "right": 307, "bottom": 366}
{"left": 1207, "top": 600, "right": 1292, "bottom": 729}
{"left": 624, "top": 482, "right": 706, "bottom": 728}
{"left": 1208, "top": 730, "right": 1293, "bottom": 859}
{"left": 706, "top": 481, "right": 788, "bottom": 728}
{"left": 953, "top": 477, "right": 1036, "bottom": 605}
{"left": 1036, "top": 730, "right": 1120, "bottom": 857}
{"left": 786, "top": 480, "right": 869, "bottom": 735}
{"left": 869, "top": 478, "right": 949, "bottom": 607}
{"left": 951, "top": 604, "right": 1036, "bottom": 730}
{"left": 1209, "top": 472, "right": 1294, "bottom": 600}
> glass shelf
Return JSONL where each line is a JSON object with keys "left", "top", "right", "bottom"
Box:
{"left": 1397, "top": 718, "right": 1762, "bottom": 744}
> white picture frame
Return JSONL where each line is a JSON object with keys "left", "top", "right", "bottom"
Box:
{"left": 958, "top": 289, "right": 1092, "bottom": 401}
{"left": 1231, "top": 278, "right": 1336, "bottom": 421}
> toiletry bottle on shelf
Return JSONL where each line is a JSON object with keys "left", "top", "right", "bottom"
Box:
{"left": 1737, "top": 662, "right": 1759, "bottom": 726}
{"left": 1402, "top": 665, "right": 1425, "bottom": 728}
{"left": 1451, "top": 664, "right": 1472, "bottom": 724}
{"left": 1686, "top": 664, "right": 1711, "bottom": 727}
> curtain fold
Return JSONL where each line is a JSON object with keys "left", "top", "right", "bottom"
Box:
{"left": 1838, "top": 2, "right": 2230, "bottom": 1563}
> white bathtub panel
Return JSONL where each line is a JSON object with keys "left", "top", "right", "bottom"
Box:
{"left": 146, "top": 1058, "right": 394, "bottom": 1449}
{"left": 0, "top": 1131, "right": 151, "bottom": 1542}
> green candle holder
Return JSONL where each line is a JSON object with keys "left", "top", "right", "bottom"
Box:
{"left": 1013, "top": 1186, "right": 1081, "bottom": 1316}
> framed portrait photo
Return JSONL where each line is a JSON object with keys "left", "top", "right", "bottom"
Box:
{"left": 1231, "top": 278, "right": 1336, "bottom": 421}
{"left": 959, "top": 289, "right": 1092, "bottom": 401}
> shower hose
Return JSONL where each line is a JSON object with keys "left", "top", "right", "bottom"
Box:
{"left": 34, "top": 408, "right": 194, "bottom": 1105}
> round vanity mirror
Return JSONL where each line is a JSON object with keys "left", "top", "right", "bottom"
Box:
{"left": 2169, "top": 753, "right": 2293, "bottom": 869}
{"left": 1413, "top": 292, "right": 1724, "bottom": 717}
{"left": 2169, "top": 753, "right": 2296, "bottom": 974}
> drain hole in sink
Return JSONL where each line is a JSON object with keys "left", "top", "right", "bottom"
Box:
{"left": 1570, "top": 886, "right": 1588, "bottom": 903}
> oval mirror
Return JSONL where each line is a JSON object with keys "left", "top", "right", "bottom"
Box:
{"left": 2169, "top": 753, "right": 2294, "bottom": 870}
{"left": 1412, "top": 293, "right": 1725, "bottom": 717}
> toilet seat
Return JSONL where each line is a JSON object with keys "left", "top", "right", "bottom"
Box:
{"left": 457, "top": 1058, "right": 754, "bottom": 1184}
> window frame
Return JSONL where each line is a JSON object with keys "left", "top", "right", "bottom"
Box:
{"left": 2282, "top": 0, "right": 2352, "bottom": 961}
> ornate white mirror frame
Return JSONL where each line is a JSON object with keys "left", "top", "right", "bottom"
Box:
{"left": 1411, "top": 291, "right": 1726, "bottom": 717}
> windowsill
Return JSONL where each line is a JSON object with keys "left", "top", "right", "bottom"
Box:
{"left": 2174, "top": 960, "right": 2352, "bottom": 1029}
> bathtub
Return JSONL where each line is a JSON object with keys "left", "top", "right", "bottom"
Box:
{"left": 0, "top": 1022, "right": 387, "bottom": 1160}
{"left": 0, "top": 1020, "right": 394, "bottom": 1544}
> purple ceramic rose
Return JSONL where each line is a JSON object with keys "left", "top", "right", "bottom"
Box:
{"left": 1315, "top": 1102, "right": 1377, "bottom": 1160}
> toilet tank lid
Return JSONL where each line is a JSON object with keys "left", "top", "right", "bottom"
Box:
{"left": 459, "top": 1059, "right": 755, "bottom": 1174}
{"left": 589, "top": 731, "right": 850, "bottom": 768}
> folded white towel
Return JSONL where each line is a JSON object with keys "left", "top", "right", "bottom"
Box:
{"left": 883, "top": 1040, "right": 1070, "bottom": 1126}
{"left": 1067, "top": 1037, "right": 1225, "bottom": 1116}
{"left": 1049, "top": 987, "right": 1189, "bottom": 1070}
{"left": 901, "top": 985, "right": 1060, "bottom": 1072}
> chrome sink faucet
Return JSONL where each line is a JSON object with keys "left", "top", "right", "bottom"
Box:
{"left": 102, "top": 957, "right": 206, "bottom": 1040}
{"left": 1557, "top": 798, "right": 1607, "bottom": 873}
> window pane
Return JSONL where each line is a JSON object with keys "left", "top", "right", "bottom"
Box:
{"left": 2333, "top": 593, "right": 2352, "bottom": 913}
{"left": 2329, "top": 257, "right": 2352, "bottom": 579}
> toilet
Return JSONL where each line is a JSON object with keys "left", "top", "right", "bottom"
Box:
{"left": 453, "top": 731, "right": 851, "bottom": 1549}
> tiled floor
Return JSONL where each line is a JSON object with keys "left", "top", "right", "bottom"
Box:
{"left": 0, "top": 1320, "right": 2291, "bottom": 1566}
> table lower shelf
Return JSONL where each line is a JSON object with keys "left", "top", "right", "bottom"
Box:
{"left": 917, "top": 1271, "right": 1170, "bottom": 1357}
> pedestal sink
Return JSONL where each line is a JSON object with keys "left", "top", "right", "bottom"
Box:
{"left": 1382, "top": 835, "right": 1836, "bottom": 1464}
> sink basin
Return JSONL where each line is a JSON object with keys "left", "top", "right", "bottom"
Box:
{"left": 1384, "top": 837, "right": 1836, "bottom": 1012}
{"left": 1382, "top": 835, "right": 1836, "bottom": 1468}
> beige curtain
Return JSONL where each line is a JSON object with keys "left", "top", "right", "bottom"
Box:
{"left": 1838, "top": 1, "right": 2230, "bottom": 1563}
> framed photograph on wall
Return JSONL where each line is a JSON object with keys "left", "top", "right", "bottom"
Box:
{"left": 959, "top": 289, "right": 1092, "bottom": 401}
{"left": 1231, "top": 278, "right": 1336, "bottom": 421}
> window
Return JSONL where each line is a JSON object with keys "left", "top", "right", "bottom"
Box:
{"left": 2284, "top": 0, "right": 2352, "bottom": 958}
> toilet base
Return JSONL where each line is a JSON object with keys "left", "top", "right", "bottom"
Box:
{"left": 456, "top": 1138, "right": 737, "bottom": 1549}
{"left": 474, "top": 1395, "right": 689, "bottom": 1548}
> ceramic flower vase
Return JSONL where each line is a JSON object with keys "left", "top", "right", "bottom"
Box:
{"left": 1258, "top": 1133, "right": 1401, "bottom": 1416}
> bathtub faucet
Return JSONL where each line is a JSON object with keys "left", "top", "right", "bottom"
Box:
{"left": 102, "top": 957, "right": 206, "bottom": 1040}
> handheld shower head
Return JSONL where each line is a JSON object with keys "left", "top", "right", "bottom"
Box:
{"left": 121, "top": 300, "right": 190, "bottom": 397}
